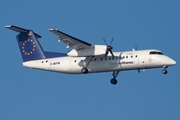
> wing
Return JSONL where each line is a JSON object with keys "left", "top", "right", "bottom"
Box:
{"left": 49, "top": 29, "right": 93, "bottom": 50}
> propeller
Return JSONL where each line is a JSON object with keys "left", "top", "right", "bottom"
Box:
{"left": 103, "top": 38, "right": 114, "bottom": 57}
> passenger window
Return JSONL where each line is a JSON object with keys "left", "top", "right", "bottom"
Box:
{"left": 109, "top": 57, "right": 111, "bottom": 60}
{"left": 126, "top": 56, "right": 128, "bottom": 58}
{"left": 74, "top": 60, "right": 76, "bottom": 63}
{"left": 131, "top": 56, "right": 133, "bottom": 58}
{"left": 135, "top": 55, "right": 138, "bottom": 58}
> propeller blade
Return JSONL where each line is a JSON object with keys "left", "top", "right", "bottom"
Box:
{"left": 103, "top": 38, "right": 108, "bottom": 46}
{"left": 109, "top": 50, "right": 114, "bottom": 57}
{"left": 103, "top": 38, "right": 115, "bottom": 57}
{"left": 105, "top": 51, "right": 108, "bottom": 57}
{"left": 110, "top": 37, "right": 114, "bottom": 46}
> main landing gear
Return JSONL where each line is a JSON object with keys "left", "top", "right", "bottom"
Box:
{"left": 110, "top": 71, "right": 120, "bottom": 85}
{"left": 81, "top": 56, "right": 93, "bottom": 74}
{"left": 81, "top": 67, "right": 88, "bottom": 74}
{"left": 162, "top": 66, "right": 168, "bottom": 74}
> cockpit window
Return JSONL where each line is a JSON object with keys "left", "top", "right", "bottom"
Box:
{"left": 157, "top": 52, "right": 164, "bottom": 55}
{"left": 149, "top": 51, "right": 164, "bottom": 55}
{"left": 149, "top": 51, "right": 157, "bottom": 54}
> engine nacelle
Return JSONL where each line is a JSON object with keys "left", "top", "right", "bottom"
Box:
{"left": 67, "top": 45, "right": 107, "bottom": 57}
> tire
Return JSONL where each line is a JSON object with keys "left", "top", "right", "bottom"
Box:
{"left": 110, "top": 78, "right": 117, "bottom": 85}
{"left": 81, "top": 67, "right": 88, "bottom": 74}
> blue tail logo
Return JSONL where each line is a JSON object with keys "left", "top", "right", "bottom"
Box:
{"left": 22, "top": 39, "right": 36, "bottom": 55}
{"left": 16, "top": 31, "right": 46, "bottom": 62}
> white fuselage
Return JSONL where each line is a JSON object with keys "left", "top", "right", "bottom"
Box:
{"left": 22, "top": 49, "right": 176, "bottom": 74}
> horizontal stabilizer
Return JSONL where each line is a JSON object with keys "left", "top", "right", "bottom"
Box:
{"left": 5, "top": 25, "right": 41, "bottom": 38}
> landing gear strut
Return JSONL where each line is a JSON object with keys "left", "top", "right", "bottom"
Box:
{"left": 162, "top": 66, "right": 168, "bottom": 74}
{"left": 110, "top": 71, "right": 120, "bottom": 85}
{"left": 81, "top": 56, "right": 93, "bottom": 74}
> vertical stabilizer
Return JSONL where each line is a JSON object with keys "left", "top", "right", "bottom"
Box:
{"left": 5, "top": 25, "right": 46, "bottom": 62}
{"left": 16, "top": 31, "right": 46, "bottom": 62}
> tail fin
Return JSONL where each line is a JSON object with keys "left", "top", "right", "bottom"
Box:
{"left": 5, "top": 25, "right": 46, "bottom": 62}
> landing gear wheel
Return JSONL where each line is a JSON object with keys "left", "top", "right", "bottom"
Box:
{"left": 110, "top": 78, "right": 117, "bottom": 85}
{"left": 162, "top": 69, "right": 168, "bottom": 74}
{"left": 81, "top": 67, "right": 88, "bottom": 74}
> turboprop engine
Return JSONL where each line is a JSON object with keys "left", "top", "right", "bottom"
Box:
{"left": 67, "top": 45, "right": 107, "bottom": 57}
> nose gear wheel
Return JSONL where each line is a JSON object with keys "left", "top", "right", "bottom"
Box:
{"left": 162, "top": 69, "right": 168, "bottom": 74}
{"left": 162, "top": 66, "right": 168, "bottom": 74}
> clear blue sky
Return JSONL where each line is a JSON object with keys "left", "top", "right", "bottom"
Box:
{"left": 1, "top": 0, "right": 180, "bottom": 120}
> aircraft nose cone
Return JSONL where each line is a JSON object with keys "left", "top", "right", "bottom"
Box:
{"left": 171, "top": 59, "right": 176, "bottom": 65}
{"left": 167, "top": 58, "right": 176, "bottom": 66}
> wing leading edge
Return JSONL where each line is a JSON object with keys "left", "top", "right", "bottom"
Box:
{"left": 49, "top": 29, "right": 93, "bottom": 50}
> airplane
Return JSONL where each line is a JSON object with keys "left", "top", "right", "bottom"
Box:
{"left": 5, "top": 25, "right": 176, "bottom": 85}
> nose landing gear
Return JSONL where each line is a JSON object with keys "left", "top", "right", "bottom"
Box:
{"left": 162, "top": 66, "right": 168, "bottom": 74}
{"left": 162, "top": 69, "right": 168, "bottom": 74}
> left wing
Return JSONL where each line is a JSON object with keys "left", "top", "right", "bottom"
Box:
{"left": 49, "top": 29, "right": 93, "bottom": 50}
